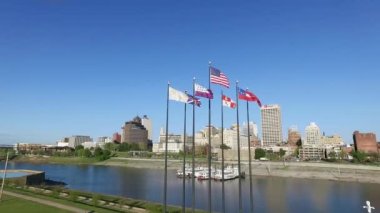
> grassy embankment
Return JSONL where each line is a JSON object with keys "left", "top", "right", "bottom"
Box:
{"left": 0, "top": 195, "right": 71, "bottom": 213}
{"left": 3, "top": 184, "right": 206, "bottom": 213}
{"left": 13, "top": 155, "right": 100, "bottom": 164}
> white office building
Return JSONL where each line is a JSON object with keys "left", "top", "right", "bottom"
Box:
{"left": 142, "top": 115, "right": 153, "bottom": 141}
{"left": 261, "top": 104, "right": 282, "bottom": 146}
{"left": 305, "top": 122, "right": 321, "bottom": 146}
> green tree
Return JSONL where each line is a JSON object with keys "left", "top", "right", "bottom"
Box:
{"left": 220, "top": 144, "right": 231, "bottom": 150}
{"left": 75, "top": 149, "right": 85, "bottom": 157}
{"left": 130, "top": 143, "right": 141, "bottom": 151}
{"left": 351, "top": 150, "right": 367, "bottom": 163}
{"left": 279, "top": 148, "right": 286, "bottom": 158}
{"left": 94, "top": 147, "right": 103, "bottom": 157}
{"left": 83, "top": 148, "right": 92, "bottom": 158}
{"left": 254, "top": 148, "right": 266, "bottom": 159}
{"left": 328, "top": 152, "right": 336, "bottom": 161}
{"left": 296, "top": 139, "right": 302, "bottom": 147}
{"left": 75, "top": 145, "right": 84, "bottom": 150}
{"left": 118, "top": 143, "right": 131, "bottom": 152}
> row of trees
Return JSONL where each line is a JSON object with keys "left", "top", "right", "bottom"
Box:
{"left": 74, "top": 145, "right": 111, "bottom": 160}
{"left": 103, "top": 142, "right": 142, "bottom": 152}
{"left": 254, "top": 148, "right": 286, "bottom": 161}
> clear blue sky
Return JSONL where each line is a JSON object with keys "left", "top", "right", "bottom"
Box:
{"left": 1, "top": 0, "right": 379, "bottom": 144}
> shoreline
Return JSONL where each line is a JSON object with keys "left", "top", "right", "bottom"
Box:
{"left": 8, "top": 156, "right": 380, "bottom": 184}
{"left": 97, "top": 158, "right": 380, "bottom": 184}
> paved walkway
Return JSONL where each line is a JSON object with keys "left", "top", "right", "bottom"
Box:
{"left": 3, "top": 191, "right": 87, "bottom": 213}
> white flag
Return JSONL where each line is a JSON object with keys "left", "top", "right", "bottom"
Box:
{"left": 169, "top": 86, "right": 188, "bottom": 103}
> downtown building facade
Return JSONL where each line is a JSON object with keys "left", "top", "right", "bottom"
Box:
{"left": 304, "top": 122, "right": 321, "bottom": 146}
{"left": 67, "top": 135, "right": 93, "bottom": 148}
{"left": 353, "top": 131, "right": 378, "bottom": 153}
{"left": 261, "top": 104, "right": 282, "bottom": 147}
{"left": 121, "top": 116, "right": 149, "bottom": 150}
{"left": 141, "top": 115, "right": 153, "bottom": 141}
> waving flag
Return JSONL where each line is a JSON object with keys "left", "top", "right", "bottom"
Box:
{"left": 238, "top": 88, "right": 262, "bottom": 107}
{"left": 195, "top": 83, "right": 213, "bottom": 99}
{"left": 222, "top": 95, "right": 236, "bottom": 109}
{"left": 169, "top": 86, "right": 189, "bottom": 103}
{"left": 210, "top": 66, "right": 230, "bottom": 88}
{"left": 187, "top": 95, "right": 201, "bottom": 107}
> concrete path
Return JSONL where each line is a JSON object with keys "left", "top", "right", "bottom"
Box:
{"left": 3, "top": 190, "right": 87, "bottom": 213}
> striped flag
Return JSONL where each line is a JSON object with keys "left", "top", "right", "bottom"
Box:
{"left": 195, "top": 83, "right": 213, "bottom": 99}
{"left": 210, "top": 66, "right": 230, "bottom": 88}
{"left": 222, "top": 95, "right": 236, "bottom": 109}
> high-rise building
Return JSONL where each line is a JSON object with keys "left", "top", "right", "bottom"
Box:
{"left": 121, "top": 116, "right": 148, "bottom": 150}
{"left": 353, "top": 131, "right": 378, "bottom": 153}
{"left": 288, "top": 126, "right": 301, "bottom": 147}
{"left": 142, "top": 115, "right": 153, "bottom": 141}
{"left": 242, "top": 122, "right": 258, "bottom": 137}
{"left": 67, "top": 135, "right": 93, "bottom": 148}
{"left": 261, "top": 104, "right": 282, "bottom": 146}
{"left": 305, "top": 122, "right": 321, "bottom": 146}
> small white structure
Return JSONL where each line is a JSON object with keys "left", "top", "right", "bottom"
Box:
{"left": 363, "top": 200, "right": 375, "bottom": 213}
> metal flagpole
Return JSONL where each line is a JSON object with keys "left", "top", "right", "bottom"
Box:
{"left": 236, "top": 81, "right": 243, "bottom": 213}
{"left": 192, "top": 78, "right": 196, "bottom": 213}
{"left": 182, "top": 93, "right": 187, "bottom": 213}
{"left": 246, "top": 98, "right": 254, "bottom": 213}
{"left": 208, "top": 62, "right": 212, "bottom": 213}
{"left": 163, "top": 82, "right": 170, "bottom": 213}
{"left": 221, "top": 91, "right": 226, "bottom": 213}
{"left": 0, "top": 152, "right": 9, "bottom": 202}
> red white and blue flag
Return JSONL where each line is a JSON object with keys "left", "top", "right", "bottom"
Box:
{"left": 210, "top": 66, "right": 230, "bottom": 88}
{"left": 238, "top": 88, "right": 262, "bottom": 107}
{"left": 222, "top": 95, "right": 236, "bottom": 109}
{"left": 187, "top": 95, "right": 201, "bottom": 107}
{"left": 195, "top": 83, "right": 213, "bottom": 99}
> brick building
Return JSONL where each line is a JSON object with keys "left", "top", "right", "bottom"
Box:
{"left": 121, "top": 116, "right": 148, "bottom": 150}
{"left": 353, "top": 131, "right": 378, "bottom": 153}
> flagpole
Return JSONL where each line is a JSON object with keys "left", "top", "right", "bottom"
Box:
{"left": 182, "top": 93, "right": 187, "bottom": 213}
{"left": 221, "top": 90, "right": 226, "bottom": 213}
{"left": 246, "top": 97, "right": 254, "bottom": 213}
{"left": 191, "top": 78, "right": 196, "bottom": 213}
{"left": 207, "top": 62, "right": 212, "bottom": 213}
{"left": 236, "top": 81, "right": 242, "bottom": 213}
{"left": 0, "top": 152, "right": 9, "bottom": 202}
{"left": 163, "top": 82, "right": 170, "bottom": 213}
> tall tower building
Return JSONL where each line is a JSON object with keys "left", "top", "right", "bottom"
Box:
{"left": 142, "top": 115, "right": 153, "bottom": 141}
{"left": 288, "top": 126, "right": 301, "bottom": 146}
{"left": 261, "top": 104, "right": 282, "bottom": 146}
{"left": 305, "top": 122, "right": 321, "bottom": 146}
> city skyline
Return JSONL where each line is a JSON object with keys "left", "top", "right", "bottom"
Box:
{"left": 1, "top": 1, "right": 379, "bottom": 144}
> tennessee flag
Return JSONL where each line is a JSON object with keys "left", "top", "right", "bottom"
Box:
{"left": 238, "top": 88, "right": 262, "bottom": 107}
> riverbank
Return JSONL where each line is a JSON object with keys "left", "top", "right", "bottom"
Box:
{"left": 8, "top": 155, "right": 380, "bottom": 184}
{"left": 96, "top": 157, "right": 380, "bottom": 184}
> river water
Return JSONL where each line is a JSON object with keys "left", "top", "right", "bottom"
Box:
{"left": 2, "top": 162, "right": 379, "bottom": 213}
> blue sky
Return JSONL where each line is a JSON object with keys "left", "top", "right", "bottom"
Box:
{"left": 0, "top": 0, "right": 379, "bottom": 144}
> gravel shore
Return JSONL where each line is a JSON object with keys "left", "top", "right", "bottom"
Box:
{"left": 97, "top": 158, "right": 380, "bottom": 184}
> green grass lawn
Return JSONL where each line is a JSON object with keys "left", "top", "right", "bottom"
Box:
{"left": 0, "top": 195, "right": 71, "bottom": 213}
{"left": 14, "top": 155, "right": 99, "bottom": 164}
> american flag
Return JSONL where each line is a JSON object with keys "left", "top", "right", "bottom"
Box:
{"left": 210, "top": 66, "right": 230, "bottom": 88}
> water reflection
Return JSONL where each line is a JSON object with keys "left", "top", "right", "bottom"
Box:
{"left": 1, "top": 162, "right": 379, "bottom": 212}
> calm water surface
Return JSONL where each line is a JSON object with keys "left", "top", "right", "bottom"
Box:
{"left": 2, "top": 162, "right": 379, "bottom": 213}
